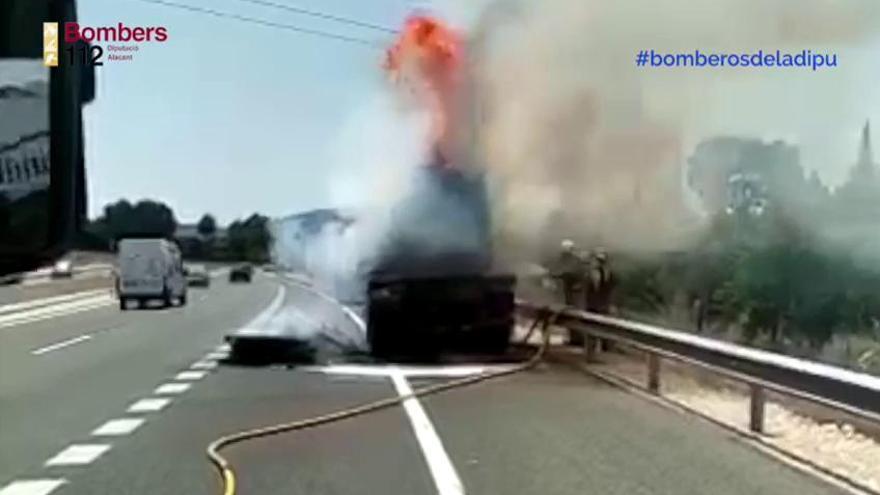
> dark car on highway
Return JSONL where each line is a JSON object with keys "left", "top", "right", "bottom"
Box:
{"left": 229, "top": 264, "right": 253, "bottom": 283}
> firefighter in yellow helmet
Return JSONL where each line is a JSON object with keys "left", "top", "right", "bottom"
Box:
{"left": 551, "top": 239, "right": 587, "bottom": 346}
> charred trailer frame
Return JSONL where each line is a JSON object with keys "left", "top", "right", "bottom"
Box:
{"left": 365, "top": 160, "right": 516, "bottom": 359}
{"left": 367, "top": 273, "right": 515, "bottom": 359}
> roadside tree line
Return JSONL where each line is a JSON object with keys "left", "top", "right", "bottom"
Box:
{"left": 78, "top": 198, "right": 272, "bottom": 263}
{"left": 609, "top": 209, "right": 880, "bottom": 372}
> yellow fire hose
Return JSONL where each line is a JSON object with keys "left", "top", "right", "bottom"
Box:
{"left": 207, "top": 311, "right": 558, "bottom": 495}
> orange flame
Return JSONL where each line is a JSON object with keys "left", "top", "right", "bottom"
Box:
{"left": 384, "top": 15, "right": 463, "bottom": 164}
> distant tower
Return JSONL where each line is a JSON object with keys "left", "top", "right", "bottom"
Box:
{"left": 852, "top": 120, "right": 876, "bottom": 182}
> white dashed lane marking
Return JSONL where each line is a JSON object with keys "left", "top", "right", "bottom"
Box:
{"left": 30, "top": 335, "right": 93, "bottom": 356}
{"left": 44, "top": 444, "right": 111, "bottom": 467}
{"left": 175, "top": 370, "right": 208, "bottom": 381}
{"left": 0, "top": 479, "right": 66, "bottom": 495}
{"left": 2, "top": 285, "right": 286, "bottom": 494}
{"left": 154, "top": 383, "right": 191, "bottom": 395}
{"left": 91, "top": 418, "right": 145, "bottom": 437}
{"left": 127, "top": 398, "right": 171, "bottom": 413}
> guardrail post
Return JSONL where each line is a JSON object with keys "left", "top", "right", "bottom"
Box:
{"left": 647, "top": 353, "right": 660, "bottom": 394}
{"left": 749, "top": 385, "right": 765, "bottom": 434}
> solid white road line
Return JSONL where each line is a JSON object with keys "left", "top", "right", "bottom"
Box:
{"left": 301, "top": 364, "right": 513, "bottom": 378}
{"left": 154, "top": 383, "right": 191, "bottom": 395}
{"left": 0, "top": 479, "right": 67, "bottom": 495}
{"left": 175, "top": 370, "right": 207, "bottom": 381}
{"left": 0, "top": 297, "right": 114, "bottom": 330}
{"left": 223, "top": 283, "right": 287, "bottom": 348}
{"left": 282, "top": 275, "right": 366, "bottom": 330}
{"left": 44, "top": 444, "right": 111, "bottom": 466}
{"left": 389, "top": 369, "right": 465, "bottom": 495}
{"left": 0, "top": 289, "right": 107, "bottom": 315}
{"left": 91, "top": 418, "right": 145, "bottom": 437}
{"left": 0, "top": 295, "right": 111, "bottom": 321}
{"left": 127, "top": 398, "right": 171, "bottom": 413}
{"left": 30, "top": 335, "right": 93, "bottom": 356}
{"left": 244, "top": 285, "right": 286, "bottom": 329}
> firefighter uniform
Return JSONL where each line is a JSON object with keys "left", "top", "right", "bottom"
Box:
{"left": 585, "top": 250, "right": 616, "bottom": 350}
{"left": 552, "top": 240, "right": 587, "bottom": 346}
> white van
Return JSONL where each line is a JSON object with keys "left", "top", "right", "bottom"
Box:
{"left": 116, "top": 238, "right": 187, "bottom": 309}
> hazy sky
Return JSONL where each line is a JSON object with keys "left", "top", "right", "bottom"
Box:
{"left": 78, "top": 0, "right": 880, "bottom": 225}
{"left": 81, "top": 0, "right": 420, "bottom": 224}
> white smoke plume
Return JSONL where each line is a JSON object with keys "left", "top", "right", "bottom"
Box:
{"left": 462, "top": 0, "right": 880, "bottom": 262}
{"left": 273, "top": 92, "right": 435, "bottom": 299}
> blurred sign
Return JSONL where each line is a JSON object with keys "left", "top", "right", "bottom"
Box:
{"left": 0, "top": 131, "right": 49, "bottom": 200}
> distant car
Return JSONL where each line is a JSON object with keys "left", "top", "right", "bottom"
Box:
{"left": 229, "top": 264, "right": 253, "bottom": 283}
{"left": 185, "top": 264, "right": 210, "bottom": 287}
{"left": 51, "top": 260, "right": 73, "bottom": 279}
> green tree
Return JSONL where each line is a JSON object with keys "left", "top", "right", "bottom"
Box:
{"left": 611, "top": 255, "right": 667, "bottom": 315}
{"left": 608, "top": 200, "right": 880, "bottom": 362}
{"left": 723, "top": 236, "right": 864, "bottom": 350}
{"left": 130, "top": 200, "right": 176, "bottom": 238}
{"left": 89, "top": 199, "right": 177, "bottom": 243}
{"left": 227, "top": 214, "right": 272, "bottom": 262}
{"left": 197, "top": 214, "right": 217, "bottom": 238}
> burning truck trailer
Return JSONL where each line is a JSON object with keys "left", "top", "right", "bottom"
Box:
{"left": 364, "top": 15, "right": 518, "bottom": 360}
{"left": 226, "top": 15, "right": 516, "bottom": 364}
{"left": 365, "top": 151, "right": 516, "bottom": 360}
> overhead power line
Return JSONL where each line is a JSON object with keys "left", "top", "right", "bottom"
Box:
{"left": 131, "top": 0, "right": 386, "bottom": 48}
{"left": 232, "top": 0, "right": 398, "bottom": 34}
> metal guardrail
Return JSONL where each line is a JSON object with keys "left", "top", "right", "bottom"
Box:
{"left": 517, "top": 301, "right": 880, "bottom": 433}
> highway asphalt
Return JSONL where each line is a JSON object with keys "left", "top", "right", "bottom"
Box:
{"left": 0, "top": 272, "right": 851, "bottom": 495}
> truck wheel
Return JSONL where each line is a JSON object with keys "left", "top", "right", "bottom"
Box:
{"left": 179, "top": 292, "right": 187, "bottom": 306}
{"left": 119, "top": 297, "right": 128, "bottom": 310}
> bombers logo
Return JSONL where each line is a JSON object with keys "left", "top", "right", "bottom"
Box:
{"left": 44, "top": 22, "right": 169, "bottom": 66}
{"left": 64, "top": 22, "right": 168, "bottom": 43}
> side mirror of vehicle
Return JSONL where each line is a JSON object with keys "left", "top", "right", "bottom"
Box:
{"left": 0, "top": 0, "right": 91, "bottom": 276}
